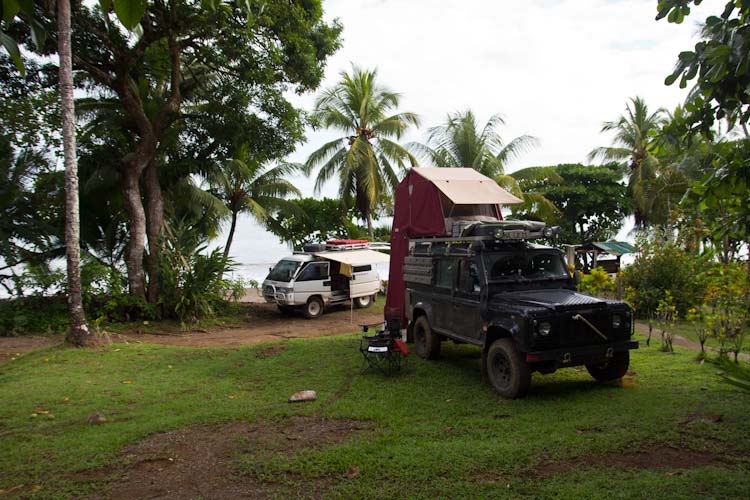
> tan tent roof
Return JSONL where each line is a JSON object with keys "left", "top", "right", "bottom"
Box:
{"left": 313, "top": 249, "right": 390, "bottom": 265}
{"left": 413, "top": 167, "right": 522, "bottom": 204}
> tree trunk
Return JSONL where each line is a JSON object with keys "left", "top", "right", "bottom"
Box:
{"left": 366, "top": 212, "right": 373, "bottom": 239}
{"left": 223, "top": 211, "right": 239, "bottom": 261}
{"left": 58, "top": 0, "right": 93, "bottom": 346}
{"left": 144, "top": 160, "right": 164, "bottom": 304}
{"left": 122, "top": 166, "right": 147, "bottom": 298}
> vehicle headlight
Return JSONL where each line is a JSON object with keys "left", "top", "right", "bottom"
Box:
{"left": 537, "top": 321, "right": 552, "bottom": 336}
{"left": 612, "top": 314, "right": 622, "bottom": 329}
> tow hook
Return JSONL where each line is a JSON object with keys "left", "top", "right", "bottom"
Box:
{"left": 562, "top": 352, "right": 571, "bottom": 364}
{"left": 606, "top": 347, "right": 614, "bottom": 358}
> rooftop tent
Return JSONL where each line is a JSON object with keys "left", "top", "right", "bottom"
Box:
{"left": 384, "top": 167, "right": 522, "bottom": 327}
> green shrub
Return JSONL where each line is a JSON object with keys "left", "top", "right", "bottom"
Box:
{"left": 579, "top": 267, "right": 616, "bottom": 298}
{"left": 622, "top": 238, "right": 707, "bottom": 317}
{"left": 0, "top": 296, "right": 69, "bottom": 335}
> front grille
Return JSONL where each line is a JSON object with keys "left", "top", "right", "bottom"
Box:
{"left": 561, "top": 311, "right": 611, "bottom": 347}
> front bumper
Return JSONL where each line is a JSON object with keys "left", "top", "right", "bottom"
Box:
{"left": 262, "top": 286, "right": 294, "bottom": 305}
{"left": 526, "top": 339, "right": 639, "bottom": 368}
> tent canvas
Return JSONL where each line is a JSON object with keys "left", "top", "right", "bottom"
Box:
{"left": 384, "top": 167, "right": 521, "bottom": 327}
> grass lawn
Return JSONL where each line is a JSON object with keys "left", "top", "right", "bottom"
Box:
{"left": 1, "top": 329, "right": 749, "bottom": 499}
{"left": 658, "top": 319, "right": 750, "bottom": 356}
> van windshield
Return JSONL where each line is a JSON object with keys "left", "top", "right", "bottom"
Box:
{"left": 484, "top": 251, "right": 568, "bottom": 282}
{"left": 267, "top": 260, "right": 301, "bottom": 282}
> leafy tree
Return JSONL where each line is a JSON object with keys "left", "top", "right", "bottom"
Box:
{"left": 588, "top": 96, "right": 666, "bottom": 228}
{"left": 267, "top": 198, "right": 364, "bottom": 250}
{"left": 306, "top": 66, "right": 419, "bottom": 237}
{"left": 658, "top": 0, "right": 750, "bottom": 135}
{"left": 209, "top": 144, "right": 302, "bottom": 260}
{"left": 21, "top": 1, "right": 341, "bottom": 301}
{"left": 512, "top": 163, "right": 631, "bottom": 245}
{"left": 413, "top": 110, "right": 538, "bottom": 177}
{"left": 411, "top": 110, "right": 558, "bottom": 219}
{"left": 622, "top": 235, "right": 708, "bottom": 318}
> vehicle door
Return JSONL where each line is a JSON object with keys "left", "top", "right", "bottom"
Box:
{"left": 451, "top": 258, "right": 482, "bottom": 341}
{"left": 431, "top": 257, "right": 457, "bottom": 335}
{"left": 349, "top": 264, "right": 377, "bottom": 298}
{"left": 292, "top": 262, "right": 331, "bottom": 304}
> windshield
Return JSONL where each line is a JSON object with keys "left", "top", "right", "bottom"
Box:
{"left": 267, "top": 259, "right": 301, "bottom": 282}
{"left": 484, "top": 251, "right": 568, "bottom": 282}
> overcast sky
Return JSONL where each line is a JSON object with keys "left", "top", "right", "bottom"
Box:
{"left": 225, "top": 0, "right": 713, "bottom": 266}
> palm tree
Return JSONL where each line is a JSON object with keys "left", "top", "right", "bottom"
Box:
{"left": 306, "top": 66, "right": 420, "bottom": 237}
{"left": 411, "top": 110, "right": 559, "bottom": 221}
{"left": 588, "top": 96, "right": 666, "bottom": 228}
{"left": 211, "top": 144, "right": 302, "bottom": 259}
{"left": 58, "top": 0, "right": 92, "bottom": 346}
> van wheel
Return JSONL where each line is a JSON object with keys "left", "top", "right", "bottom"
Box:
{"left": 486, "top": 338, "right": 531, "bottom": 398}
{"left": 586, "top": 351, "right": 629, "bottom": 382}
{"left": 354, "top": 295, "right": 373, "bottom": 309}
{"left": 413, "top": 316, "right": 440, "bottom": 360}
{"left": 303, "top": 297, "right": 324, "bottom": 319}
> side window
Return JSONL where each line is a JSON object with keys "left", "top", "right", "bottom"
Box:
{"left": 434, "top": 258, "right": 456, "bottom": 289}
{"left": 353, "top": 265, "right": 371, "bottom": 273}
{"left": 458, "top": 260, "right": 480, "bottom": 294}
{"left": 297, "top": 262, "right": 330, "bottom": 282}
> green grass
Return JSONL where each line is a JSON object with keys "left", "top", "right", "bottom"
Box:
{"left": 655, "top": 319, "right": 750, "bottom": 355}
{"left": 1, "top": 330, "right": 749, "bottom": 499}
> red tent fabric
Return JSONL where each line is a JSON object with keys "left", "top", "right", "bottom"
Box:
{"left": 385, "top": 168, "right": 508, "bottom": 328}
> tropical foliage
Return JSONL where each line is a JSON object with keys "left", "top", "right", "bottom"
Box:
{"left": 411, "top": 109, "right": 559, "bottom": 220}
{"left": 306, "top": 66, "right": 419, "bottom": 236}
{"left": 588, "top": 97, "right": 667, "bottom": 228}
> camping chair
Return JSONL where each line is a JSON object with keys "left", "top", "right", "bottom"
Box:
{"left": 359, "top": 319, "right": 408, "bottom": 374}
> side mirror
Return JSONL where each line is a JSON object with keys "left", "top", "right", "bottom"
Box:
{"left": 268, "top": 267, "right": 272, "bottom": 273}
{"left": 573, "top": 270, "right": 582, "bottom": 288}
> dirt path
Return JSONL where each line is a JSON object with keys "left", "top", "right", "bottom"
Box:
{"left": 635, "top": 322, "right": 749, "bottom": 361}
{"left": 0, "top": 303, "right": 383, "bottom": 363}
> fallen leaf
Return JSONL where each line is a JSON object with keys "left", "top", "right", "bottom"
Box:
{"left": 30, "top": 413, "right": 38, "bottom": 418}
{"left": 113, "top": 349, "right": 121, "bottom": 352}
{"left": 345, "top": 466, "right": 360, "bottom": 478}
{"left": 44, "top": 358, "right": 49, "bottom": 363}
{"left": 122, "top": 380, "right": 134, "bottom": 384}
{"left": 168, "top": 365, "right": 173, "bottom": 369}
{"left": 228, "top": 395, "right": 236, "bottom": 399}
{"left": 63, "top": 397, "right": 69, "bottom": 402}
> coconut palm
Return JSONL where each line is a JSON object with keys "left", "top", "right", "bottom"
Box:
{"left": 210, "top": 144, "right": 302, "bottom": 259}
{"left": 411, "top": 110, "right": 559, "bottom": 221}
{"left": 588, "top": 96, "right": 667, "bottom": 228}
{"left": 306, "top": 66, "right": 420, "bottom": 237}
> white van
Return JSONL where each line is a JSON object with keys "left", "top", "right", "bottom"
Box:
{"left": 262, "top": 242, "right": 389, "bottom": 319}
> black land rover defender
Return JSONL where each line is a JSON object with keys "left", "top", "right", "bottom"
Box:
{"left": 403, "top": 220, "right": 638, "bottom": 398}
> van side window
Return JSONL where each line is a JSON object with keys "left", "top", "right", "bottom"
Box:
{"left": 353, "top": 265, "right": 371, "bottom": 273}
{"left": 297, "top": 262, "right": 330, "bottom": 281}
{"left": 435, "top": 258, "right": 456, "bottom": 289}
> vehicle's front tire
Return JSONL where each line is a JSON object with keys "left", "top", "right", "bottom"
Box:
{"left": 302, "top": 296, "right": 324, "bottom": 319}
{"left": 586, "top": 351, "right": 629, "bottom": 382}
{"left": 413, "top": 315, "right": 440, "bottom": 359}
{"left": 486, "top": 338, "right": 531, "bottom": 398}
{"left": 354, "top": 295, "right": 373, "bottom": 309}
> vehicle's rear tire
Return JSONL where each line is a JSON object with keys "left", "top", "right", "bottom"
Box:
{"left": 413, "top": 315, "right": 440, "bottom": 359}
{"left": 586, "top": 351, "right": 629, "bottom": 382}
{"left": 486, "top": 338, "right": 531, "bottom": 398}
{"left": 277, "top": 305, "right": 295, "bottom": 316}
{"left": 354, "top": 295, "right": 373, "bottom": 309}
{"left": 302, "top": 296, "right": 324, "bottom": 319}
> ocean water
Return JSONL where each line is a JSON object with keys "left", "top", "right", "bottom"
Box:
{"left": 217, "top": 215, "right": 390, "bottom": 284}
